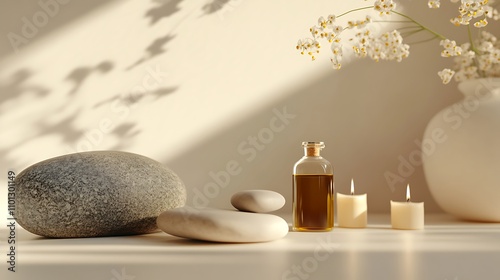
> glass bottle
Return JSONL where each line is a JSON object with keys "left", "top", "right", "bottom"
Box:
{"left": 293, "top": 141, "right": 334, "bottom": 231}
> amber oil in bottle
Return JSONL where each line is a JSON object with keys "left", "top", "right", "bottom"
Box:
{"left": 293, "top": 142, "right": 334, "bottom": 231}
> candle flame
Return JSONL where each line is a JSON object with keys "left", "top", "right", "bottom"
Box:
{"left": 406, "top": 184, "right": 411, "bottom": 202}
{"left": 351, "top": 178, "right": 354, "bottom": 195}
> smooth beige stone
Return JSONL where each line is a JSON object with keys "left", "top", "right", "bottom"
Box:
{"left": 231, "top": 190, "right": 285, "bottom": 213}
{"left": 157, "top": 207, "right": 289, "bottom": 243}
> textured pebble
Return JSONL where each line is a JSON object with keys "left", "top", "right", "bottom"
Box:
{"left": 231, "top": 190, "right": 285, "bottom": 213}
{"left": 157, "top": 207, "right": 289, "bottom": 243}
{"left": 15, "top": 151, "right": 186, "bottom": 238}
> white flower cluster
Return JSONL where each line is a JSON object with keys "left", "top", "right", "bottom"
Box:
{"left": 439, "top": 31, "right": 500, "bottom": 83}
{"left": 374, "top": 0, "right": 396, "bottom": 16}
{"left": 440, "top": 39, "right": 463, "bottom": 57}
{"left": 296, "top": 1, "right": 404, "bottom": 69}
{"left": 347, "top": 16, "right": 373, "bottom": 29}
{"left": 428, "top": 1, "right": 441, "bottom": 9}
{"left": 296, "top": 38, "right": 321, "bottom": 61}
{"left": 429, "top": 0, "right": 499, "bottom": 28}
{"left": 352, "top": 30, "right": 410, "bottom": 62}
{"left": 296, "top": 14, "right": 342, "bottom": 62}
{"left": 316, "top": 15, "right": 344, "bottom": 43}
{"left": 297, "top": 0, "right": 500, "bottom": 84}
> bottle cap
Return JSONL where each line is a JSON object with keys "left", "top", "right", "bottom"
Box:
{"left": 302, "top": 141, "right": 325, "bottom": 148}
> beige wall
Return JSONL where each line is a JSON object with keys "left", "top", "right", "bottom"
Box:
{"left": 0, "top": 0, "right": 466, "bottom": 216}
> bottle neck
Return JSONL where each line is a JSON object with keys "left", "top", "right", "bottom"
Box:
{"left": 304, "top": 147, "right": 320, "bottom": 157}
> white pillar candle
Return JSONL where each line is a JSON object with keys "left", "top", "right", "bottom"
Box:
{"left": 337, "top": 179, "right": 367, "bottom": 228}
{"left": 391, "top": 184, "right": 424, "bottom": 230}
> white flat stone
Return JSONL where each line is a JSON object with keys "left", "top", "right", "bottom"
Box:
{"left": 231, "top": 190, "right": 285, "bottom": 213}
{"left": 157, "top": 208, "right": 289, "bottom": 243}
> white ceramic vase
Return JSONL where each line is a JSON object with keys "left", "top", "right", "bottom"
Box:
{"left": 423, "top": 78, "right": 500, "bottom": 222}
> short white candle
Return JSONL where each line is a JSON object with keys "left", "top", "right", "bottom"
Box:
{"left": 391, "top": 184, "right": 424, "bottom": 230}
{"left": 337, "top": 179, "right": 367, "bottom": 228}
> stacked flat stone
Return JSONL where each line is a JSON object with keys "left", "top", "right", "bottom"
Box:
{"left": 157, "top": 207, "right": 288, "bottom": 243}
{"left": 231, "top": 190, "right": 286, "bottom": 213}
{"left": 156, "top": 190, "right": 288, "bottom": 243}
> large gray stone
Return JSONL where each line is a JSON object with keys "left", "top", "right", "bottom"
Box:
{"left": 15, "top": 151, "right": 186, "bottom": 238}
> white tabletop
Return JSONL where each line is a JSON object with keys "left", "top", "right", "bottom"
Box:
{"left": 2, "top": 214, "right": 500, "bottom": 280}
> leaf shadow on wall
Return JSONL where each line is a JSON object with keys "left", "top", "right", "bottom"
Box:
{"left": 201, "top": 0, "right": 231, "bottom": 15}
{"left": 145, "top": 0, "right": 183, "bottom": 25}
{"left": 2, "top": 67, "right": 176, "bottom": 169}
{"left": 1, "top": 1, "right": 183, "bottom": 169}
{"left": 160, "top": 53, "right": 461, "bottom": 214}
{"left": 0, "top": 0, "right": 118, "bottom": 60}
{"left": 109, "top": 123, "right": 142, "bottom": 150}
{"left": 129, "top": 0, "right": 195, "bottom": 71}
{"left": 34, "top": 110, "right": 84, "bottom": 145}
{"left": 0, "top": 109, "right": 84, "bottom": 167}
{"left": 126, "top": 35, "right": 176, "bottom": 71}
{"left": 0, "top": 68, "right": 50, "bottom": 107}
{"left": 65, "top": 61, "right": 114, "bottom": 95}
{"left": 93, "top": 87, "right": 177, "bottom": 109}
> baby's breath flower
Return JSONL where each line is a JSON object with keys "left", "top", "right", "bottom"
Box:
{"left": 440, "top": 39, "right": 462, "bottom": 57}
{"left": 473, "top": 31, "right": 500, "bottom": 77}
{"left": 438, "top": 68, "right": 455, "bottom": 84}
{"left": 450, "top": 15, "right": 469, "bottom": 26}
{"left": 295, "top": 0, "right": 499, "bottom": 82}
{"left": 474, "top": 18, "right": 488, "bottom": 27}
{"left": 321, "top": 31, "right": 336, "bottom": 43}
{"left": 352, "top": 29, "right": 409, "bottom": 62}
{"left": 428, "top": 0, "right": 440, "bottom": 9}
{"left": 480, "top": 30, "right": 497, "bottom": 42}
{"left": 318, "top": 16, "right": 328, "bottom": 29}
{"left": 493, "top": 8, "right": 500, "bottom": 20}
{"left": 457, "top": 49, "right": 476, "bottom": 67}
{"left": 447, "top": 30, "right": 500, "bottom": 82}
{"left": 318, "top": 15, "right": 337, "bottom": 29}
{"left": 450, "top": 0, "right": 498, "bottom": 27}
{"left": 310, "top": 26, "right": 322, "bottom": 38}
{"left": 478, "top": 53, "right": 495, "bottom": 71}
{"left": 331, "top": 42, "right": 343, "bottom": 56}
{"left": 374, "top": 0, "right": 396, "bottom": 16}
{"left": 363, "top": 15, "right": 373, "bottom": 26}
{"left": 296, "top": 38, "right": 321, "bottom": 61}
{"left": 454, "top": 65, "right": 480, "bottom": 81}
{"left": 385, "top": 30, "right": 410, "bottom": 61}
{"left": 347, "top": 16, "right": 373, "bottom": 29}
{"left": 313, "top": 15, "right": 344, "bottom": 42}
{"left": 330, "top": 42, "right": 343, "bottom": 69}
{"left": 330, "top": 57, "right": 342, "bottom": 69}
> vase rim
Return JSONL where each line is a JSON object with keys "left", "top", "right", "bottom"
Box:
{"left": 457, "top": 78, "right": 500, "bottom": 96}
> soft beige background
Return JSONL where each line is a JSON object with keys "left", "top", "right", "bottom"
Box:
{"left": 0, "top": 0, "right": 466, "bottom": 217}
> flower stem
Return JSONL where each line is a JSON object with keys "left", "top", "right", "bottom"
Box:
{"left": 407, "top": 36, "right": 443, "bottom": 45}
{"left": 400, "top": 28, "right": 425, "bottom": 38}
{"left": 467, "top": 25, "right": 479, "bottom": 53}
{"left": 337, "top": 6, "right": 373, "bottom": 18}
{"left": 373, "top": 20, "right": 413, "bottom": 23}
{"left": 391, "top": 11, "right": 447, "bottom": 40}
{"left": 397, "top": 25, "right": 426, "bottom": 32}
{"left": 467, "top": 25, "right": 485, "bottom": 77}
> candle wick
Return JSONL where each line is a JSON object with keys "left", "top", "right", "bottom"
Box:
{"left": 351, "top": 191, "right": 354, "bottom": 195}
{"left": 406, "top": 197, "right": 410, "bottom": 202}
